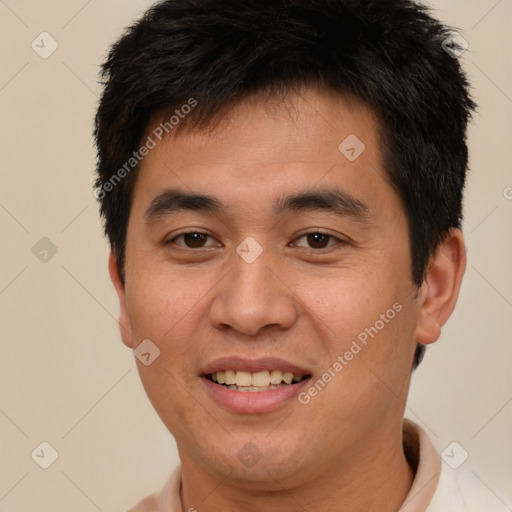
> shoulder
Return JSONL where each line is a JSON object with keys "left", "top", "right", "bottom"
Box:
{"left": 428, "top": 462, "right": 510, "bottom": 511}
{"left": 402, "top": 420, "right": 510, "bottom": 512}
{"left": 126, "top": 465, "right": 182, "bottom": 512}
{"left": 127, "top": 493, "right": 160, "bottom": 512}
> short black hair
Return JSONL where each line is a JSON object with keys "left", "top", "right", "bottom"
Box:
{"left": 94, "top": 0, "right": 475, "bottom": 369}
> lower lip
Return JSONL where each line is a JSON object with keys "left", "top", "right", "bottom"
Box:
{"left": 201, "top": 376, "right": 311, "bottom": 414}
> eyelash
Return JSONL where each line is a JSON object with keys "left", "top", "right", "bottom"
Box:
{"left": 166, "top": 231, "right": 345, "bottom": 251}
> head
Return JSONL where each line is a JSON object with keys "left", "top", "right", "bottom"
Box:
{"left": 94, "top": 0, "right": 474, "bottom": 488}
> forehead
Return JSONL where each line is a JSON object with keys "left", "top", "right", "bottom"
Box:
{"left": 132, "top": 87, "right": 398, "bottom": 223}
{"left": 151, "top": 88, "right": 378, "bottom": 154}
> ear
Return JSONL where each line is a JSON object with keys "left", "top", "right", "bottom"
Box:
{"left": 108, "top": 251, "right": 134, "bottom": 348}
{"left": 414, "top": 229, "right": 466, "bottom": 345}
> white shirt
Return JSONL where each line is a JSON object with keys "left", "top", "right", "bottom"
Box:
{"left": 128, "top": 419, "right": 506, "bottom": 511}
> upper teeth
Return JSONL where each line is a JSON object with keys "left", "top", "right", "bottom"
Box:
{"left": 212, "top": 370, "right": 304, "bottom": 387}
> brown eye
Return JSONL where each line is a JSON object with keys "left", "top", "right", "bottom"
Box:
{"left": 306, "top": 233, "right": 330, "bottom": 249}
{"left": 169, "top": 232, "right": 219, "bottom": 249}
{"left": 183, "top": 233, "right": 207, "bottom": 248}
{"left": 294, "top": 232, "right": 340, "bottom": 250}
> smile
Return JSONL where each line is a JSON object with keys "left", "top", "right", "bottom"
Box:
{"left": 200, "top": 357, "right": 312, "bottom": 413}
{"left": 206, "top": 370, "right": 309, "bottom": 392}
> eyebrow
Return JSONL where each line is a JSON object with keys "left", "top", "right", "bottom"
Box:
{"left": 145, "top": 187, "right": 370, "bottom": 223}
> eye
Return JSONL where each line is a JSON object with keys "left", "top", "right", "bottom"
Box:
{"left": 292, "top": 232, "right": 343, "bottom": 250}
{"left": 167, "top": 231, "right": 220, "bottom": 249}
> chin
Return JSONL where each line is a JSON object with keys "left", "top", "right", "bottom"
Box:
{"left": 196, "top": 433, "right": 310, "bottom": 486}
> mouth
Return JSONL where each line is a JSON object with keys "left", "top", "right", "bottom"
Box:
{"left": 204, "top": 369, "right": 311, "bottom": 392}
{"left": 200, "top": 357, "right": 312, "bottom": 413}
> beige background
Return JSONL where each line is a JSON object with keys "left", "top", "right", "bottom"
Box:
{"left": 0, "top": 1, "right": 511, "bottom": 510}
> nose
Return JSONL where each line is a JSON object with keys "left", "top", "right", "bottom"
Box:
{"left": 208, "top": 247, "right": 298, "bottom": 336}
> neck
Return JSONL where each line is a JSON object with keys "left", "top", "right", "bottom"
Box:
{"left": 179, "top": 421, "right": 414, "bottom": 512}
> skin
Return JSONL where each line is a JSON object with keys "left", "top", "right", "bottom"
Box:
{"left": 109, "top": 87, "right": 466, "bottom": 511}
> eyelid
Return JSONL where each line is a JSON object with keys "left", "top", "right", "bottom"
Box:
{"left": 165, "top": 230, "right": 348, "bottom": 250}
{"left": 291, "top": 231, "right": 346, "bottom": 250}
{"left": 166, "top": 230, "right": 221, "bottom": 247}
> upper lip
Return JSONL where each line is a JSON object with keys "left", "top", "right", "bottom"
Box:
{"left": 201, "top": 357, "right": 311, "bottom": 376}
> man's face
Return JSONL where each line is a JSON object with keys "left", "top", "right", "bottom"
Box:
{"left": 115, "top": 88, "right": 424, "bottom": 485}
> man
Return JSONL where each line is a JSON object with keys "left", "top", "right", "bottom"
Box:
{"left": 93, "top": 1, "right": 494, "bottom": 510}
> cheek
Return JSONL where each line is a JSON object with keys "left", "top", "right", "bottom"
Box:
{"left": 297, "top": 268, "right": 416, "bottom": 404}
{"left": 125, "top": 266, "right": 207, "bottom": 341}
{"left": 124, "top": 269, "right": 206, "bottom": 427}
{"left": 298, "top": 267, "right": 403, "bottom": 351}
{"left": 123, "top": 267, "right": 212, "bottom": 412}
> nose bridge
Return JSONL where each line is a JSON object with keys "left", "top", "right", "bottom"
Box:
{"left": 209, "top": 244, "right": 297, "bottom": 335}
{"left": 232, "top": 253, "right": 273, "bottom": 303}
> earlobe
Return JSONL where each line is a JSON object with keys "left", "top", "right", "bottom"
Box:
{"left": 414, "top": 229, "right": 466, "bottom": 345}
{"left": 108, "top": 252, "right": 134, "bottom": 349}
